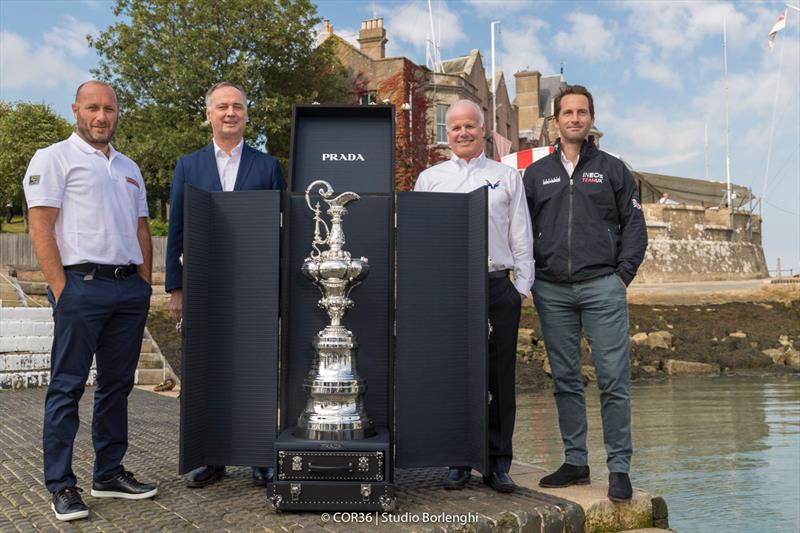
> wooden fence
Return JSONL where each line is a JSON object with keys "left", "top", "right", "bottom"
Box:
{"left": 0, "top": 234, "right": 168, "bottom": 270}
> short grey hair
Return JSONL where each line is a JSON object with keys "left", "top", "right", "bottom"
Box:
{"left": 205, "top": 82, "right": 247, "bottom": 109}
{"left": 445, "top": 99, "right": 484, "bottom": 128}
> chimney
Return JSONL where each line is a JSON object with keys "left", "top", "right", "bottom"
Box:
{"left": 319, "top": 19, "right": 334, "bottom": 42}
{"left": 358, "top": 18, "right": 387, "bottom": 60}
{"left": 514, "top": 70, "right": 542, "bottom": 141}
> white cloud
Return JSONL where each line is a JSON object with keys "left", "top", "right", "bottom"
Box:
{"left": 335, "top": 26, "right": 360, "bottom": 48}
{"left": 0, "top": 31, "right": 85, "bottom": 90}
{"left": 554, "top": 12, "right": 617, "bottom": 61}
{"left": 43, "top": 15, "right": 97, "bottom": 57}
{"left": 601, "top": 103, "right": 707, "bottom": 169}
{"left": 464, "top": 0, "right": 531, "bottom": 18}
{"left": 632, "top": 44, "right": 680, "bottom": 90}
{"left": 619, "top": 1, "right": 759, "bottom": 55}
{"left": 376, "top": 1, "right": 465, "bottom": 54}
{"left": 0, "top": 16, "right": 97, "bottom": 91}
{"left": 598, "top": 32, "right": 800, "bottom": 177}
{"left": 497, "top": 17, "right": 554, "bottom": 80}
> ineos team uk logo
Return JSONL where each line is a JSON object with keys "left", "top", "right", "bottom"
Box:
{"left": 322, "top": 153, "right": 365, "bottom": 162}
{"left": 581, "top": 172, "right": 604, "bottom": 184}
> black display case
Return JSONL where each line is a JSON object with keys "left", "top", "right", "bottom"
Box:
{"left": 179, "top": 105, "right": 489, "bottom": 512}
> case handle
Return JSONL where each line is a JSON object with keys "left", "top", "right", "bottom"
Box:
{"left": 307, "top": 461, "right": 354, "bottom": 473}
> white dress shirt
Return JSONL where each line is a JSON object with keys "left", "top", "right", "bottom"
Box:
{"left": 213, "top": 138, "right": 244, "bottom": 191}
{"left": 560, "top": 149, "right": 578, "bottom": 177}
{"left": 414, "top": 152, "right": 534, "bottom": 296}
{"left": 23, "top": 133, "right": 148, "bottom": 266}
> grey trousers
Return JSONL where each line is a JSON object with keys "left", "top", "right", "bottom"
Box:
{"left": 533, "top": 273, "right": 632, "bottom": 473}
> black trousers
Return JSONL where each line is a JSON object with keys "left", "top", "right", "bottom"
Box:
{"left": 487, "top": 276, "right": 522, "bottom": 473}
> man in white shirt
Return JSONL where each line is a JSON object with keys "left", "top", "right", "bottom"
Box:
{"left": 24, "top": 81, "right": 157, "bottom": 522}
{"left": 415, "top": 99, "right": 533, "bottom": 493}
{"left": 166, "top": 82, "right": 285, "bottom": 489}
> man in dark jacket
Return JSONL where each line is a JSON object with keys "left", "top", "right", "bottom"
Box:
{"left": 522, "top": 85, "right": 647, "bottom": 502}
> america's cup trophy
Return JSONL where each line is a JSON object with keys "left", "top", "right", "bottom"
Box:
{"left": 295, "top": 180, "right": 376, "bottom": 440}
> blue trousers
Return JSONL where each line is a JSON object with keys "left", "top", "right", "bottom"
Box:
{"left": 533, "top": 274, "right": 632, "bottom": 473}
{"left": 44, "top": 270, "right": 151, "bottom": 492}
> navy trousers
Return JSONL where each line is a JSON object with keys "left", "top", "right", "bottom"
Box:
{"left": 487, "top": 276, "right": 522, "bottom": 474}
{"left": 44, "top": 270, "right": 151, "bottom": 492}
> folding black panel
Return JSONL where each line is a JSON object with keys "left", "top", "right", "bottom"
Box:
{"left": 179, "top": 187, "right": 281, "bottom": 473}
{"left": 394, "top": 189, "right": 488, "bottom": 473}
{"left": 280, "top": 193, "right": 393, "bottom": 432}
{"left": 288, "top": 105, "right": 395, "bottom": 194}
{"left": 179, "top": 186, "right": 211, "bottom": 472}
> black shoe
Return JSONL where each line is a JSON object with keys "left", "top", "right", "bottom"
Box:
{"left": 252, "top": 466, "right": 274, "bottom": 487}
{"left": 91, "top": 469, "right": 158, "bottom": 499}
{"left": 539, "top": 463, "right": 591, "bottom": 488}
{"left": 185, "top": 465, "right": 225, "bottom": 488}
{"left": 608, "top": 472, "right": 633, "bottom": 502}
{"left": 51, "top": 487, "right": 88, "bottom": 521}
{"left": 483, "top": 472, "right": 517, "bottom": 493}
{"left": 442, "top": 467, "right": 470, "bottom": 490}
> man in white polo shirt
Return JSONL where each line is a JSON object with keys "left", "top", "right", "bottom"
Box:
{"left": 23, "top": 80, "right": 157, "bottom": 522}
{"left": 414, "top": 99, "right": 533, "bottom": 493}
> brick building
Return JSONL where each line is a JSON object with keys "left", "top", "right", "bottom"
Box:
{"left": 320, "top": 18, "right": 519, "bottom": 163}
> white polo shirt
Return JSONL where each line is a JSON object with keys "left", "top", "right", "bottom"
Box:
{"left": 23, "top": 132, "right": 149, "bottom": 266}
{"left": 414, "top": 152, "right": 534, "bottom": 296}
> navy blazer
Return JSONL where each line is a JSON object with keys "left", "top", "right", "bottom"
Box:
{"left": 165, "top": 142, "right": 285, "bottom": 292}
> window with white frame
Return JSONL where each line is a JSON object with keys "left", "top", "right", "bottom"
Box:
{"left": 436, "top": 104, "right": 448, "bottom": 144}
{"left": 360, "top": 91, "right": 377, "bottom": 105}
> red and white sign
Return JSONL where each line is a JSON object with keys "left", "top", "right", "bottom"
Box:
{"left": 500, "top": 146, "right": 555, "bottom": 172}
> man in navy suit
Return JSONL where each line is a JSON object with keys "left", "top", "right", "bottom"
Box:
{"left": 166, "top": 81, "right": 285, "bottom": 488}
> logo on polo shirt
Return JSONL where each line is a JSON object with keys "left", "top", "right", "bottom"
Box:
{"left": 125, "top": 176, "right": 140, "bottom": 188}
{"left": 321, "top": 153, "right": 365, "bottom": 162}
{"left": 632, "top": 198, "right": 642, "bottom": 210}
{"left": 542, "top": 177, "right": 560, "bottom": 185}
{"left": 29, "top": 175, "right": 41, "bottom": 185}
{"left": 485, "top": 179, "right": 501, "bottom": 189}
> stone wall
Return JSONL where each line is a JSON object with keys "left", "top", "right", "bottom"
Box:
{"left": 637, "top": 204, "right": 768, "bottom": 282}
{"left": 1, "top": 307, "right": 175, "bottom": 390}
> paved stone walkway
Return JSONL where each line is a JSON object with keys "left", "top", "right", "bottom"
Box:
{"left": 1, "top": 388, "right": 585, "bottom": 532}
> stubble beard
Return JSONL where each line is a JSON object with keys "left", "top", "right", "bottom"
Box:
{"left": 76, "top": 114, "right": 116, "bottom": 147}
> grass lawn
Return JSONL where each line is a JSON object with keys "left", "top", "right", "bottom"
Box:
{"left": 1, "top": 216, "right": 26, "bottom": 234}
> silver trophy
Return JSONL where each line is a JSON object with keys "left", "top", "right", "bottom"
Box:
{"left": 294, "top": 180, "right": 376, "bottom": 440}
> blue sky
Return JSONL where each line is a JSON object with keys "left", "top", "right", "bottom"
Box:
{"left": 1, "top": 0, "right": 798, "bottom": 272}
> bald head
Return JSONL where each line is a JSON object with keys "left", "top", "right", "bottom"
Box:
{"left": 74, "top": 80, "right": 117, "bottom": 105}
{"left": 72, "top": 81, "right": 119, "bottom": 153}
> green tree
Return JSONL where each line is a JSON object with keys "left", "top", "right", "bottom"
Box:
{"left": 90, "top": 0, "right": 349, "bottom": 219}
{"left": 0, "top": 101, "right": 73, "bottom": 230}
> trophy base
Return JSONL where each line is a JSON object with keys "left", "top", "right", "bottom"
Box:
{"left": 268, "top": 427, "right": 393, "bottom": 512}
{"left": 293, "top": 424, "right": 376, "bottom": 441}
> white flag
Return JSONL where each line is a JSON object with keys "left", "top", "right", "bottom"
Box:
{"left": 768, "top": 12, "right": 786, "bottom": 49}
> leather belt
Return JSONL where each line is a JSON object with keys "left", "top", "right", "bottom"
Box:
{"left": 64, "top": 263, "right": 138, "bottom": 280}
{"left": 488, "top": 269, "right": 511, "bottom": 279}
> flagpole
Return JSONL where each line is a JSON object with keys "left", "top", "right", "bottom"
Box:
{"left": 723, "top": 16, "right": 732, "bottom": 211}
{"left": 704, "top": 123, "right": 709, "bottom": 181}
{"left": 491, "top": 21, "right": 500, "bottom": 135}
{"left": 761, "top": 8, "right": 788, "bottom": 207}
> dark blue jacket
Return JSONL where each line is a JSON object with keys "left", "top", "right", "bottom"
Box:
{"left": 522, "top": 137, "right": 647, "bottom": 286}
{"left": 165, "top": 142, "right": 285, "bottom": 292}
